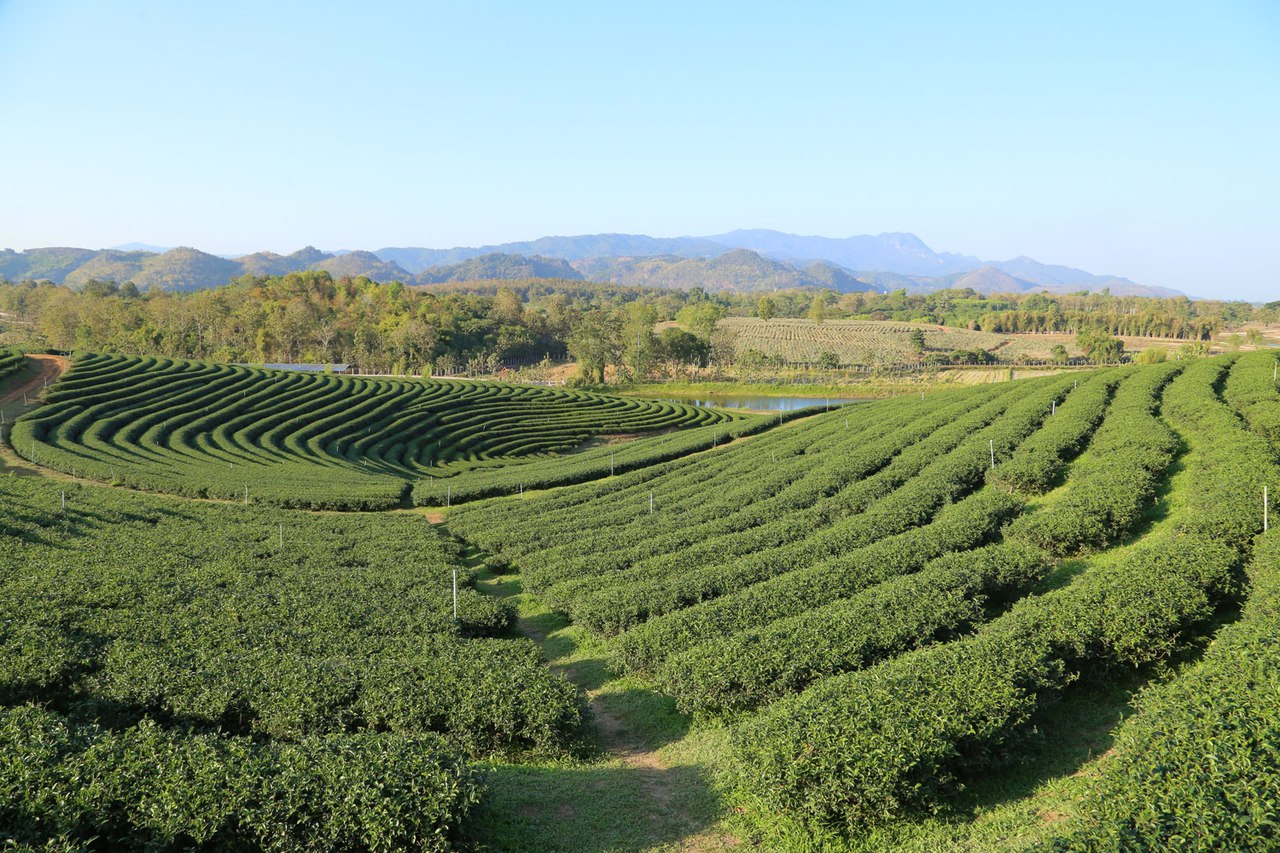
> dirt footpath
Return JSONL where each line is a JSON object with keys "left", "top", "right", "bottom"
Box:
{"left": 0, "top": 354, "right": 68, "bottom": 408}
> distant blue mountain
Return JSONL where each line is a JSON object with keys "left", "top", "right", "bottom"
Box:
{"left": 4, "top": 230, "right": 1181, "bottom": 298}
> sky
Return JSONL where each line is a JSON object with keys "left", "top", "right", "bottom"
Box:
{"left": 0, "top": 1, "right": 1276, "bottom": 300}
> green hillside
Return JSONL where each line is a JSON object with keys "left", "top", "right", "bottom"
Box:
{"left": 10, "top": 353, "right": 736, "bottom": 508}
{"left": 2, "top": 350, "right": 1277, "bottom": 850}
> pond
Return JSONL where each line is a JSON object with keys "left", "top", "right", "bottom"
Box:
{"left": 655, "top": 394, "right": 868, "bottom": 412}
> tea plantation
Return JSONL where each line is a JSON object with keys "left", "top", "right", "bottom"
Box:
{"left": 451, "top": 351, "right": 1280, "bottom": 849}
{"left": 10, "top": 353, "right": 740, "bottom": 509}
{"left": 2, "top": 350, "right": 1278, "bottom": 850}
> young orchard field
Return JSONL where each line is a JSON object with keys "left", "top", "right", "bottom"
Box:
{"left": 9, "top": 353, "right": 739, "bottom": 509}
{"left": 0, "top": 476, "right": 584, "bottom": 849}
{"left": 719, "top": 316, "right": 1065, "bottom": 365}
{"left": 451, "top": 350, "right": 1280, "bottom": 848}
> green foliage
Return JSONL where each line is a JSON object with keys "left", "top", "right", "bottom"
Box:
{"left": 1076, "top": 329, "right": 1125, "bottom": 364}
{"left": 0, "top": 477, "right": 581, "bottom": 756}
{"left": 0, "top": 705, "right": 480, "bottom": 852}
{"left": 756, "top": 296, "right": 776, "bottom": 322}
{"left": 729, "top": 354, "right": 1275, "bottom": 832}
{"left": 12, "top": 353, "right": 733, "bottom": 509}
{"left": 0, "top": 347, "right": 26, "bottom": 383}
{"left": 1043, "top": 530, "right": 1280, "bottom": 850}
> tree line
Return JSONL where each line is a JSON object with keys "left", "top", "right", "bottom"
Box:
{"left": 0, "top": 274, "right": 1270, "bottom": 381}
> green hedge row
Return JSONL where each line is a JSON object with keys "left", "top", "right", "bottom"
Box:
{"left": 658, "top": 541, "right": 1050, "bottom": 714}
{"left": 730, "top": 355, "right": 1274, "bottom": 832}
{"left": 1004, "top": 361, "right": 1183, "bottom": 554}
{"left": 1223, "top": 349, "right": 1280, "bottom": 448}
{"left": 539, "top": 384, "right": 1029, "bottom": 623}
{"left": 0, "top": 705, "right": 479, "bottom": 852}
{"left": 1043, "top": 529, "right": 1280, "bottom": 851}
{"left": 0, "top": 347, "right": 27, "bottom": 383}
{"left": 1, "top": 477, "right": 582, "bottom": 758}
{"left": 987, "top": 370, "right": 1119, "bottom": 494}
{"left": 569, "top": 375, "right": 1073, "bottom": 635}
{"left": 609, "top": 487, "right": 1025, "bottom": 676}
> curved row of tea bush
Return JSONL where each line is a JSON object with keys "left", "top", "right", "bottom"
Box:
{"left": 658, "top": 365, "right": 1180, "bottom": 715}
{"left": 1222, "top": 349, "right": 1280, "bottom": 448}
{"left": 450, "top": 380, "right": 1032, "bottom": 613}
{"left": 11, "top": 352, "right": 735, "bottom": 508}
{"left": 658, "top": 541, "right": 1051, "bottom": 714}
{"left": 0, "top": 704, "right": 479, "bottom": 852}
{"left": 536, "top": 385, "right": 1023, "bottom": 621}
{"left": 411, "top": 405, "right": 815, "bottom": 506}
{"left": 986, "top": 371, "right": 1120, "bottom": 494}
{"left": 609, "top": 487, "right": 1025, "bottom": 675}
{"left": 0, "top": 477, "right": 582, "bottom": 758}
{"left": 528, "top": 383, "right": 1024, "bottom": 604}
{"left": 446, "top": 386, "right": 956, "bottom": 564}
{"left": 598, "top": 376, "right": 1084, "bottom": 667}
{"left": 731, "top": 355, "right": 1276, "bottom": 831}
{"left": 571, "top": 375, "right": 1080, "bottom": 635}
{"left": 0, "top": 347, "right": 26, "bottom": 383}
{"left": 1004, "top": 360, "right": 1184, "bottom": 554}
{"left": 1043, "top": 528, "right": 1280, "bottom": 851}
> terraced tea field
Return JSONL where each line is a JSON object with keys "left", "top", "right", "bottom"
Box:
{"left": 10, "top": 352, "right": 743, "bottom": 508}
{"left": 2, "top": 349, "right": 1278, "bottom": 850}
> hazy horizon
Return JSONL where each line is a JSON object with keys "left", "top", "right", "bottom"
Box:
{"left": 1, "top": 1, "right": 1276, "bottom": 300}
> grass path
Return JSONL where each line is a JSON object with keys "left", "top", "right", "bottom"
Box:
{"left": 460, "top": 550, "right": 742, "bottom": 853}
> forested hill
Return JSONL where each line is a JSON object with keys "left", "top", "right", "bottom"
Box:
{"left": 1, "top": 231, "right": 1186, "bottom": 298}
{"left": 571, "top": 250, "right": 877, "bottom": 294}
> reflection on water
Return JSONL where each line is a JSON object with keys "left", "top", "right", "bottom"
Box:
{"left": 658, "top": 395, "right": 867, "bottom": 412}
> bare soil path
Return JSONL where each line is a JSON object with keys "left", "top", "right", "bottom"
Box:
{"left": 1, "top": 354, "right": 69, "bottom": 475}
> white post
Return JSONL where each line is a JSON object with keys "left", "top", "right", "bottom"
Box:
{"left": 989, "top": 439, "right": 995, "bottom": 468}
{"left": 1052, "top": 400, "right": 1056, "bottom": 416}
{"left": 649, "top": 490, "right": 654, "bottom": 514}
{"left": 1266, "top": 485, "right": 1270, "bottom": 532}
{"left": 610, "top": 453, "right": 615, "bottom": 475}
{"left": 61, "top": 490, "right": 65, "bottom": 510}
{"left": 519, "top": 482, "right": 523, "bottom": 496}
{"left": 244, "top": 484, "right": 248, "bottom": 504}
{"left": 452, "top": 568, "right": 458, "bottom": 621}
{"left": 447, "top": 485, "right": 451, "bottom": 507}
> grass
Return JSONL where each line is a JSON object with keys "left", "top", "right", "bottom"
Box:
{"left": 461, "top": 558, "right": 741, "bottom": 852}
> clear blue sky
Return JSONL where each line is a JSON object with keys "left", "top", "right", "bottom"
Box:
{"left": 1, "top": 1, "right": 1276, "bottom": 299}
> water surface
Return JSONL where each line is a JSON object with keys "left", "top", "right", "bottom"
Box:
{"left": 656, "top": 394, "right": 867, "bottom": 412}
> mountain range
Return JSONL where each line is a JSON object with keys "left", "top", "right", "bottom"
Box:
{"left": 0, "top": 231, "right": 1183, "bottom": 298}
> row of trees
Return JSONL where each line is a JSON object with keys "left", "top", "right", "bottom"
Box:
{"left": 0, "top": 274, "right": 733, "bottom": 379}
{"left": 1, "top": 275, "right": 1270, "bottom": 382}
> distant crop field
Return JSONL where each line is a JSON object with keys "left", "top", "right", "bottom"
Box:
{"left": 719, "top": 316, "right": 1037, "bottom": 365}
{"left": 718, "top": 316, "right": 1198, "bottom": 367}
